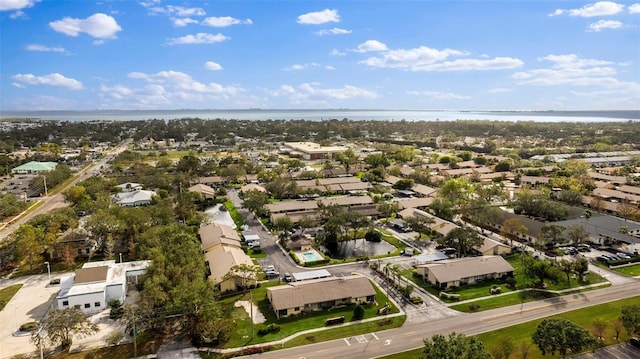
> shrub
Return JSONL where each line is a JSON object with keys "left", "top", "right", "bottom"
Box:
{"left": 257, "top": 323, "right": 281, "bottom": 336}
{"left": 410, "top": 296, "right": 424, "bottom": 305}
{"left": 469, "top": 304, "right": 481, "bottom": 312}
{"left": 365, "top": 230, "right": 382, "bottom": 242}
{"left": 353, "top": 305, "right": 365, "bottom": 320}
{"left": 49, "top": 278, "right": 60, "bottom": 285}
{"left": 106, "top": 331, "right": 123, "bottom": 346}
{"left": 19, "top": 322, "right": 39, "bottom": 332}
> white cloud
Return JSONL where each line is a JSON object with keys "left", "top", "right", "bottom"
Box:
{"left": 358, "top": 42, "right": 523, "bottom": 72}
{"left": 630, "top": 3, "right": 640, "bottom": 13}
{"left": 9, "top": 10, "right": 24, "bottom": 18}
{"left": 297, "top": 9, "right": 339, "bottom": 25}
{"left": 285, "top": 63, "right": 320, "bottom": 71}
{"left": 512, "top": 53, "right": 625, "bottom": 87}
{"left": 25, "top": 44, "right": 67, "bottom": 53}
{"left": 488, "top": 88, "right": 512, "bottom": 94}
{"left": 294, "top": 83, "right": 377, "bottom": 102}
{"left": 0, "top": 0, "right": 39, "bottom": 11}
{"left": 589, "top": 19, "right": 623, "bottom": 31}
{"left": 127, "top": 70, "right": 240, "bottom": 95}
{"left": 315, "top": 27, "right": 352, "bottom": 35}
{"left": 202, "top": 16, "right": 252, "bottom": 27}
{"left": 49, "top": 13, "right": 122, "bottom": 39}
{"left": 204, "top": 61, "right": 223, "bottom": 71}
{"left": 413, "top": 57, "right": 524, "bottom": 71}
{"left": 166, "top": 5, "right": 205, "bottom": 17}
{"left": 165, "top": 32, "right": 229, "bottom": 45}
{"left": 173, "top": 17, "right": 198, "bottom": 27}
{"left": 272, "top": 83, "right": 377, "bottom": 105}
{"left": 12, "top": 73, "right": 83, "bottom": 90}
{"left": 325, "top": 65, "right": 335, "bottom": 70}
{"left": 101, "top": 70, "right": 245, "bottom": 109}
{"left": 331, "top": 49, "right": 346, "bottom": 56}
{"left": 550, "top": 1, "right": 624, "bottom": 17}
{"left": 407, "top": 91, "right": 471, "bottom": 100}
{"left": 353, "top": 40, "right": 388, "bottom": 53}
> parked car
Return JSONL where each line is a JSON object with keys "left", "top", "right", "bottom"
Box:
{"left": 262, "top": 265, "right": 275, "bottom": 272}
{"left": 283, "top": 273, "right": 292, "bottom": 282}
{"left": 264, "top": 270, "right": 279, "bottom": 279}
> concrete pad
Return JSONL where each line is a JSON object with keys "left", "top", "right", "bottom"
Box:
{"left": 0, "top": 273, "right": 63, "bottom": 358}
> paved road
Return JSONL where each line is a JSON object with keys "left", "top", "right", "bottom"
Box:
{"left": 239, "top": 282, "right": 640, "bottom": 359}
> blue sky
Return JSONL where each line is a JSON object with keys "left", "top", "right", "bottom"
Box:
{"left": 1, "top": 0, "right": 639, "bottom": 111}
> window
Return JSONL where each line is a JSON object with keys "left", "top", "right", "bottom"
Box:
{"left": 294, "top": 307, "right": 299, "bottom": 311}
{"left": 62, "top": 301, "right": 69, "bottom": 306}
{"left": 84, "top": 303, "right": 90, "bottom": 308}
{"left": 94, "top": 302, "right": 101, "bottom": 307}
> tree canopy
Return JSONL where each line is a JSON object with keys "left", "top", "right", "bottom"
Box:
{"left": 532, "top": 318, "right": 596, "bottom": 358}
{"left": 421, "top": 332, "right": 492, "bottom": 359}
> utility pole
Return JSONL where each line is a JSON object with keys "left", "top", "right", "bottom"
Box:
{"left": 44, "top": 261, "right": 51, "bottom": 283}
{"left": 133, "top": 309, "right": 137, "bottom": 358}
{"left": 43, "top": 175, "right": 48, "bottom": 197}
{"left": 250, "top": 288, "right": 254, "bottom": 341}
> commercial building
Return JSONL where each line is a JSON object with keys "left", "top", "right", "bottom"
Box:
{"left": 57, "top": 260, "right": 150, "bottom": 314}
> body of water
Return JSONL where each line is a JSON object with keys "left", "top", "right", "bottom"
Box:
{"left": 1, "top": 109, "right": 637, "bottom": 122}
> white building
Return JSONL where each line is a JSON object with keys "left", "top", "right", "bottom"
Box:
{"left": 57, "top": 260, "right": 150, "bottom": 314}
{"left": 113, "top": 189, "right": 156, "bottom": 206}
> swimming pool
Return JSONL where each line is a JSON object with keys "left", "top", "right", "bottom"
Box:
{"left": 303, "top": 252, "right": 323, "bottom": 261}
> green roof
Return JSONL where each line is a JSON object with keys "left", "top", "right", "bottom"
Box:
{"left": 11, "top": 161, "right": 58, "bottom": 172}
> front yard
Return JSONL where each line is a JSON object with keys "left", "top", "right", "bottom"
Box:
{"left": 402, "top": 253, "right": 607, "bottom": 306}
{"left": 216, "top": 278, "right": 400, "bottom": 348}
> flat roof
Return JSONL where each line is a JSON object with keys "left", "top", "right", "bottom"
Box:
{"left": 291, "top": 269, "right": 332, "bottom": 281}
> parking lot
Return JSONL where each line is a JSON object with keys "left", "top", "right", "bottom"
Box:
{"left": 0, "top": 173, "right": 38, "bottom": 197}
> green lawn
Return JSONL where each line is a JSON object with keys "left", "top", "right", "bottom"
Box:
{"left": 613, "top": 263, "right": 640, "bottom": 276}
{"left": 0, "top": 284, "right": 23, "bottom": 311}
{"left": 400, "top": 254, "right": 607, "bottom": 306}
{"left": 382, "top": 296, "right": 640, "bottom": 359}
{"left": 217, "top": 278, "right": 399, "bottom": 348}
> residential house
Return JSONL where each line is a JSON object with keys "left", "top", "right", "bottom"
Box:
{"left": 475, "top": 237, "right": 511, "bottom": 256}
{"left": 188, "top": 183, "right": 216, "bottom": 199}
{"left": 199, "top": 223, "right": 256, "bottom": 292}
{"left": 398, "top": 207, "right": 459, "bottom": 237}
{"left": 57, "top": 260, "right": 150, "bottom": 314}
{"left": 113, "top": 189, "right": 156, "bottom": 207}
{"left": 416, "top": 256, "right": 514, "bottom": 289}
{"left": 266, "top": 275, "right": 376, "bottom": 319}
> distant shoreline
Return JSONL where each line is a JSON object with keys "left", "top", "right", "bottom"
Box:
{"left": 1, "top": 109, "right": 638, "bottom": 122}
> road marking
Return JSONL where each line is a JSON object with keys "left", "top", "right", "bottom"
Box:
{"left": 371, "top": 333, "right": 379, "bottom": 340}
{"left": 344, "top": 338, "right": 351, "bottom": 346}
{"left": 357, "top": 335, "right": 368, "bottom": 343}
{"left": 385, "top": 339, "right": 392, "bottom": 346}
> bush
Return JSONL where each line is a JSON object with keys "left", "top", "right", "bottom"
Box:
{"left": 505, "top": 277, "right": 516, "bottom": 288}
{"left": 49, "top": 278, "right": 60, "bottom": 285}
{"left": 257, "top": 323, "right": 281, "bottom": 336}
{"left": 410, "top": 296, "right": 424, "bottom": 305}
{"left": 353, "top": 305, "right": 365, "bottom": 320}
{"left": 365, "top": 230, "right": 382, "bottom": 242}
{"left": 106, "top": 331, "right": 123, "bottom": 346}
{"left": 19, "top": 322, "right": 39, "bottom": 332}
{"left": 469, "top": 304, "right": 481, "bottom": 312}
